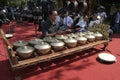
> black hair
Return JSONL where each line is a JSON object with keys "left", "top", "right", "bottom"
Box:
{"left": 63, "top": 10, "right": 68, "bottom": 15}
{"left": 83, "top": 14, "right": 88, "bottom": 18}
{"left": 48, "top": 9, "right": 57, "bottom": 15}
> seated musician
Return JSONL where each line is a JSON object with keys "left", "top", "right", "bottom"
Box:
{"left": 58, "top": 10, "right": 73, "bottom": 33}
{"left": 89, "top": 13, "right": 100, "bottom": 27}
{"left": 63, "top": 10, "right": 74, "bottom": 30}
{"left": 89, "top": 13, "right": 113, "bottom": 41}
{"left": 74, "top": 15, "right": 89, "bottom": 32}
{"left": 41, "top": 10, "right": 64, "bottom": 38}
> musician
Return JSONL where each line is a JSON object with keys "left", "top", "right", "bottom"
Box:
{"left": 75, "top": 15, "right": 89, "bottom": 32}
{"left": 63, "top": 10, "right": 74, "bottom": 30}
{"left": 41, "top": 10, "right": 63, "bottom": 38}
{"left": 97, "top": 6, "right": 107, "bottom": 22}
{"left": 89, "top": 14, "right": 100, "bottom": 27}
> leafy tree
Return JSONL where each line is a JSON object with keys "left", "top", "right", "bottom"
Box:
{"left": 0, "top": 0, "right": 27, "bottom": 7}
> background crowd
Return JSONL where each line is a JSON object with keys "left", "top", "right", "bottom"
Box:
{"left": 0, "top": 0, "right": 120, "bottom": 37}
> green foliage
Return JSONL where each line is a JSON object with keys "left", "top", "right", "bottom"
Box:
{"left": 0, "top": 0, "right": 26, "bottom": 7}
{"left": 88, "top": 23, "right": 110, "bottom": 40}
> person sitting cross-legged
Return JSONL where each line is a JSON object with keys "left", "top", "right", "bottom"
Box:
{"left": 74, "top": 15, "right": 89, "bottom": 32}
{"left": 89, "top": 13, "right": 101, "bottom": 27}
{"left": 40, "top": 10, "right": 64, "bottom": 38}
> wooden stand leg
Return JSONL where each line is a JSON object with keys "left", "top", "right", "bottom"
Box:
{"left": 102, "top": 43, "right": 108, "bottom": 51}
{"left": 34, "top": 24, "right": 38, "bottom": 37}
{"left": 14, "top": 76, "right": 21, "bottom": 80}
{"left": 11, "top": 56, "right": 19, "bottom": 65}
{"left": 13, "top": 69, "right": 22, "bottom": 80}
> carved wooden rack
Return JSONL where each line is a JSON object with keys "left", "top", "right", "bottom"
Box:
{"left": 7, "top": 40, "right": 109, "bottom": 71}
{"left": 0, "top": 23, "right": 110, "bottom": 80}
{"left": 0, "top": 28, "right": 109, "bottom": 71}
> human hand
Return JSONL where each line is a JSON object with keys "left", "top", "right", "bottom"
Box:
{"left": 56, "top": 30, "right": 64, "bottom": 34}
{"left": 66, "top": 29, "right": 72, "bottom": 32}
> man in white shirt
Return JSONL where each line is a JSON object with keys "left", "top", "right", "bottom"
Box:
{"left": 89, "top": 14, "right": 100, "bottom": 27}
{"left": 76, "top": 15, "right": 88, "bottom": 32}
{"left": 97, "top": 7, "right": 107, "bottom": 22}
{"left": 63, "top": 11, "right": 74, "bottom": 30}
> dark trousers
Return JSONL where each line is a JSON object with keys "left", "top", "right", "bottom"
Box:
{"left": 112, "top": 23, "right": 120, "bottom": 33}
